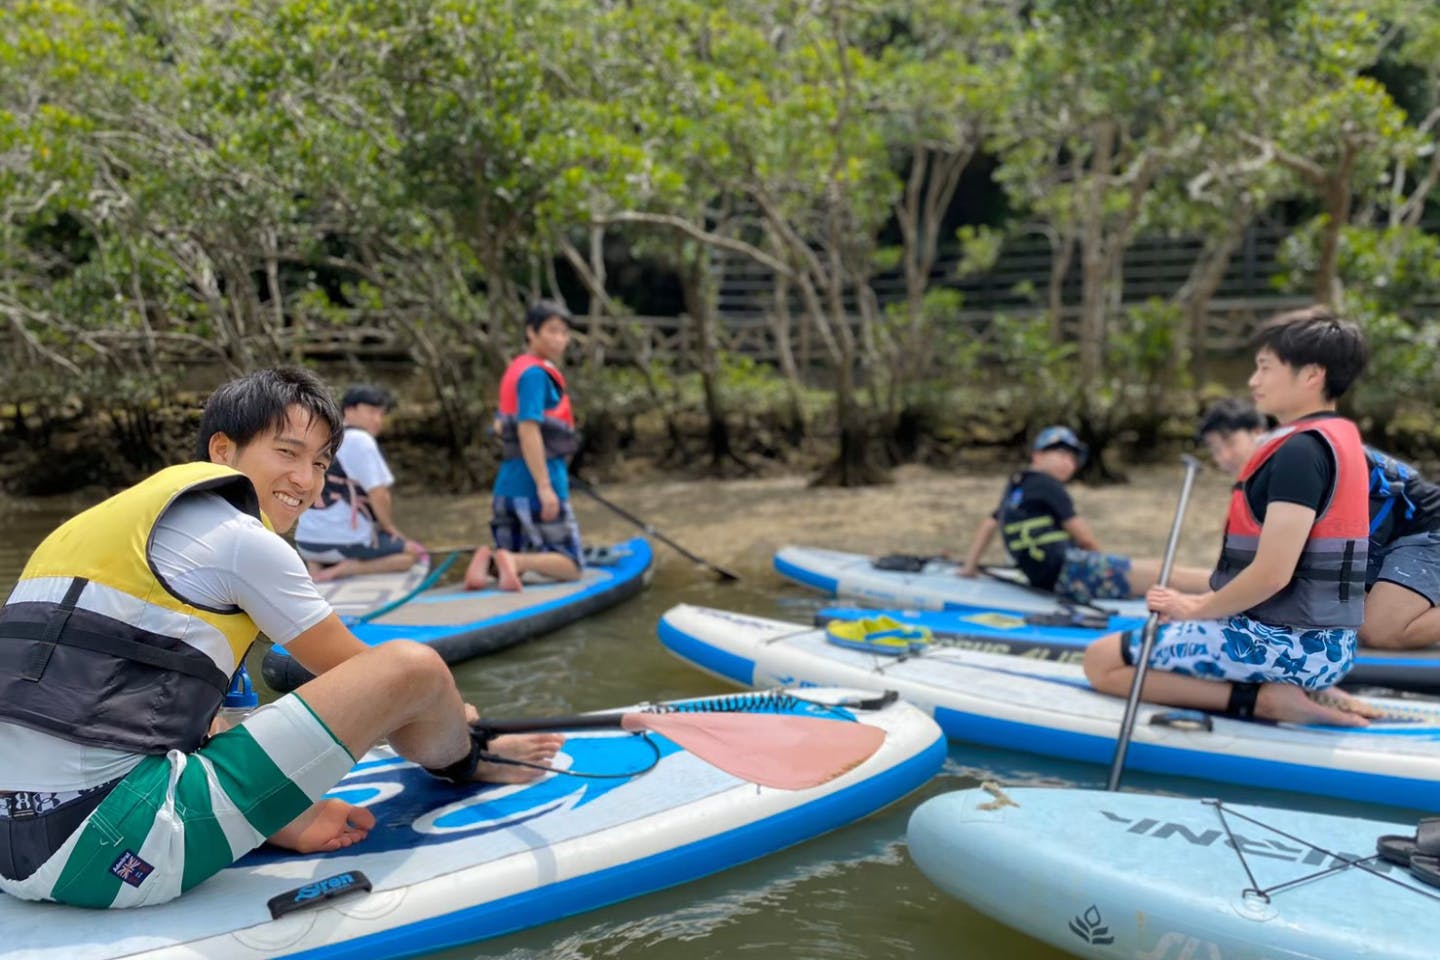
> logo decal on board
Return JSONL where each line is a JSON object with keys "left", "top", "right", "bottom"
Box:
{"left": 1069, "top": 905, "right": 1115, "bottom": 946}
{"left": 109, "top": 850, "right": 154, "bottom": 887}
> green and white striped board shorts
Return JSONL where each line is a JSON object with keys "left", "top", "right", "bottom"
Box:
{"left": 0, "top": 694, "right": 354, "bottom": 908}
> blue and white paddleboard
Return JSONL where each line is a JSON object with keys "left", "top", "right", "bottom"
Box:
{"left": 659, "top": 603, "right": 1440, "bottom": 810}
{"left": 773, "top": 545, "right": 1148, "bottom": 617}
{"left": 2, "top": 688, "right": 944, "bottom": 960}
{"left": 909, "top": 786, "right": 1438, "bottom": 960}
{"left": 817, "top": 605, "right": 1440, "bottom": 694}
{"left": 264, "top": 538, "right": 654, "bottom": 692}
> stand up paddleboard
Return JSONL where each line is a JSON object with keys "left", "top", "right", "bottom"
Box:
{"left": 816, "top": 605, "right": 1440, "bottom": 694}
{"left": 312, "top": 558, "right": 432, "bottom": 619}
{"left": 3, "top": 688, "right": 944, "bottom": 960}
{"left": 264, "top": 538, "right": 653, "bottom": 692}
{"left": 659, "top": 603, "right": 1440, "bottom": 810}
{"left": 773, "top": 545, "right": 1148, "bottom": 617}
{"left": 909, "top": 786, "right": 1439, "bottom": 960}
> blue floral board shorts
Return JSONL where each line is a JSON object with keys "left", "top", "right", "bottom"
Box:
{"left": 491, "top": 495, "right": 584, "bottom": 568}
{"left": 1053, "top": 548, "right": 1132, "bottom": 604}
{"left": 1120, "top": 614, "right": 1357, "bottom": 690}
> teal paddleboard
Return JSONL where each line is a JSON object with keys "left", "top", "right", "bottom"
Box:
{"left": 909, "top": 786, "right": 1438, "bottom": 960}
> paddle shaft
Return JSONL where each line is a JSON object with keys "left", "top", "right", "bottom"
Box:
{"left": 1106, "top": 454, "right": 1202, "bottom": 792}
{"left": 479, "top": 712, "right": 630, "bottom": 733}
{"left": 572, "top": 478, "right": 741, "bottom": 581}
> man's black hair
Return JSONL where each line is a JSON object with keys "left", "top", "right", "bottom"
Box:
{"left": 1252, "top": 305, "right": 1367, "bottom": 400}
{"left": 524, "top": 299, "right": 572, "bottom": 333}
{"left": 194, "top": 367, "right": 343, "bottom": 462}
{"left": 1196, "top": 397, "right": 1267, "bottom": 441}
{"left": 341, "top": 383, "right": 395, "bottom": 411}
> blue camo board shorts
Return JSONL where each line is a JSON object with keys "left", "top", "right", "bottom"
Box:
{"left": 1367, "top": 530, "right": 1440, "bottom": 606}
{"left": 1121, "top": 614, "right": 1357, "bottom": 690}
{"left": 491, "top": 495, "right": 584, "bottom": 568}
{"left": 296, "top": 530, "right": 408, "bottom": 564}
{"left": 1053, "top": 547, "right": 1132, "bottom": 604}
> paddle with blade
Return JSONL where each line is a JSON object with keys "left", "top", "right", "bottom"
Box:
{"left": 1106, "top": 454, "right": 1202, "bottom": 791}
{"left": 478, "top": 691, "right": 893, "bottom": 789}
{"left": 571, "top": 476, "right": 742, "bottom": 582}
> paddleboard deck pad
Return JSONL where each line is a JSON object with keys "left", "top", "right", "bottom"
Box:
{"left": 909, "top": 786, "right": 1439, "bottom": 960}
{"left": 773, "top": 545, "right": 1147, "bottom": 617}
{"left": 816, "top": 604, "right": 1440, "bottom": 694}
{"left": 312, "top": 559, "right": 432, "bottom": 619}
{"left": 659, "top": 603, "right": 1440, "bottom": 810}
{"left": 3, "top": 688, "right": 944, "bottom": 960}
{"left": 264, "top": 537, "right": 653, "bottom": 692}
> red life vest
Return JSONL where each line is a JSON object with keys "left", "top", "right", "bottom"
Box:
{"left": 1209, "top": 415, "right": 1369, "bottom": 629}
{"left": 496, "top": 354, "right": 578, "bottom": 461}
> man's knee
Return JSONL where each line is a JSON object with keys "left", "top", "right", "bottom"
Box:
{"left": 364, "top": 640, "right": 451, "bottom": 691}
{"left": 1083, "top": 633, "right": 1123, "bottom": 688}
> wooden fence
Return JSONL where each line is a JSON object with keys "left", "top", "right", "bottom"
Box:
{"left": 297, "top": 222, "right": 1313, "bottom": 368}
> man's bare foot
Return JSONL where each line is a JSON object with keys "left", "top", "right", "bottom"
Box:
{"left": 463, "top": 546, "right": 493, "bottom": 590}
{"left": 472, "top": 732, "right": 566, "bottom": 784}
{"left": 311, "top": 560, "right": 355, "bottom": 583}
{"left": 1256, "top": 683, "right": 1369, "bottom": 727}
{"left": 1308, "top": 687, "right": 1387, "bottom": 719}
{"left": 494, "top": 549, "right": 524, "bottom": 592}
{"left": 267, "top": 798, "right": 376, "bottom": 853}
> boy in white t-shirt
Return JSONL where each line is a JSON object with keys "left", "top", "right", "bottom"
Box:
{"left": 295, "top": 384, "right": 424, "bottom": 582}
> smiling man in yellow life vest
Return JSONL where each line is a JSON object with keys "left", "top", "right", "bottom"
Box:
{"left": 0, "top": 368, "right": 562, "bottom": 908}
{"left": 1084, "top": 307, "right": 1374, "bottom": 728}
{"left": 465, "top": 301, "right": 585, "bottom": 593}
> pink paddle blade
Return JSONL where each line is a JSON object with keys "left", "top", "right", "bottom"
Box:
{"left": 621, "top": 712, "right": 886, "bottom": 790}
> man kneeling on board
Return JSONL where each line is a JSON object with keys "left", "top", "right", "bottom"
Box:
{"left": 466, "top": 301, "right": 586, "bottom": 592}
{"left": 1199, "top": 397, "right": 1440, "bottom": 650}
{"left": 0, "top": 368, "right": 561, "bottom": 908}
{"left": 1083, "top": 307, "right": 1374, "bottom": 726}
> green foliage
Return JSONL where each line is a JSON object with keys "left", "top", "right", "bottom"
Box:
{"left": 3, "top": 0, "right": 1440, "bottom": 487}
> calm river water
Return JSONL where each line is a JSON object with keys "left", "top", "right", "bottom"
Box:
{"left": 0, "top": 465, "right": 1413, "bottom": 959}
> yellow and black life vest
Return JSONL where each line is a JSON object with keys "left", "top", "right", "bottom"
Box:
{"left": 0, "top": 462, "right": 268, "bottom": 754}
{"left": 997, "top": 470, "right": 1073, "bottom": 589}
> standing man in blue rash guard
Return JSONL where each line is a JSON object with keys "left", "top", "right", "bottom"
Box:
{"left": 0, "top": 368, "right": 561, "bottom": 908}
{"left": 465, "top": 301, "right": 585, "bottom": 593}
{"left": 1084, "top": 307, "right": 1374, "bottom": 727}
{"left": 1198, "top": 397, "right": 1440, "bottom": 651}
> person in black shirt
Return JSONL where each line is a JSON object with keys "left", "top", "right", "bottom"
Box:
{"left": 1199, "top": 398, "right": 1440, "bottom": 650}
{"left": 959, "top": 426, "right": 1211, "bottom": 601}
{"left": 1084, "top": 306, "right": 1374, "bottom": 727}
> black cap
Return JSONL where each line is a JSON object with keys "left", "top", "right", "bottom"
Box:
{"left": 341, "top": 384, "right": 395, "bottom": 411}
{"left": 525, "top": 300, "right": 573, "bottom": 332}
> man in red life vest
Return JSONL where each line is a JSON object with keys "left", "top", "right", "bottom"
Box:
{"left": 1083, "top": 307, "right": 1373, "bottom": 727}
{"left": 465, "top": 301, "right": 584, "bottom": 592}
